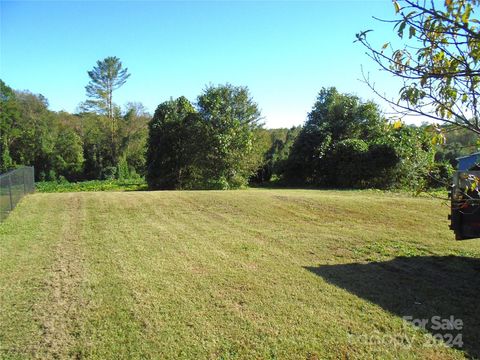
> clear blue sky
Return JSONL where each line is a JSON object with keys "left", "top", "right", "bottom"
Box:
{"left": 1, "top": 0, "right": 402, "bottom": 128}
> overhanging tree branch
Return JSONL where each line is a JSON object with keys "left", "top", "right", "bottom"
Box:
{"left": 357, "top": 0, "right": 480, "bottom": 133}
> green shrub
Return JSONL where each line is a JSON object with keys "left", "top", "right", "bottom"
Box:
{"left": 36, "top": 178, "right": 147, "bottom": 193}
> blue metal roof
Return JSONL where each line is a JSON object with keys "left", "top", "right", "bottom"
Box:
{"left": 456, "top": 152, "right": 480, "bottom": 170}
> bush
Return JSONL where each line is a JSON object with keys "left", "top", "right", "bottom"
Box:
{"left": 426, "top": 162, "right": 454, "bottom": 189}
{"left": 36, "top": 178, "right": 147, "bottom": 192}
{"left": 100, "top": 166, "right": 117, "bottom": 180}
{"left": 330, "top": 139, "right": 369, "bottom": 187}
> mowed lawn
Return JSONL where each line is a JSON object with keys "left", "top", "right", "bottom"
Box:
{"left": 1, "top": 190, "right": 480, "bottom": 359}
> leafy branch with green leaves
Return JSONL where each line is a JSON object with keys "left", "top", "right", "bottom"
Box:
{"left": 356, "top": 0, "right": 480, "bottom": 134}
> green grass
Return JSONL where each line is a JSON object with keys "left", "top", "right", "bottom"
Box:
{"left": 1, "top": 189, "right": 479, "bottom": 359}
{"left": 35, "top": 178, "right": 147, "bottom": 193}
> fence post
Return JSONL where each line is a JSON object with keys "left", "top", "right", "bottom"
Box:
{"left": 7, "top": 173, "right": 13, "bottom": 211}
{"left": 23, "top": 167, "right": 27, "bottom": 195}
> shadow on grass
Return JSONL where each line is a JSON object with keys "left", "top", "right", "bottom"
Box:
{"left": 305, "top": 256, "right": 480, "bottom": 358}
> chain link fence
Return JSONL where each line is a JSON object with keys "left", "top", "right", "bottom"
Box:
{"left": 0, "top": 167, "right": 35, "bottom": 221}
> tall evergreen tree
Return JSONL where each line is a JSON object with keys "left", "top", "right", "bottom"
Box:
{"left": 84, "top": 56, "right": 130, "bottom": 120}
{"left": 83, "top": 56, "right": 130, "bottom": 163}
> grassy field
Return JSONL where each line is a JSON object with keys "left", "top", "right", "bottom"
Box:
{"left": 1, "top": 189, "right": 480, "bottom": 359}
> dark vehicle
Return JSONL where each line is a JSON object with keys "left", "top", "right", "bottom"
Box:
{"left": 450, "top": 171, "right": 480, "bottom": 240}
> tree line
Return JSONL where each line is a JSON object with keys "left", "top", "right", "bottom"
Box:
{"left": 0, "top": 68, "right": 457, "bottom": 191}
{"left": 1, "top": 79, "right": 148, "bottom": 182}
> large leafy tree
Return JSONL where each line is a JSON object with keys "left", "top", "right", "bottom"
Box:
{"left": 51, "top": 118, "right": 84, "bottom": 180}
{"left": 80, "top": 112, "right": 114, "bottom": 179}
{"left": 147, "top": 84, "right": 264, "bottom": 189}
{"left": 0, "top": 80, "right": 20, "bottom": 172}
{"left": 356, "top": 0, "right": 480, "bottom": 133}
{"left": 284, "top": 88, "right": 387, "bottom": 186}
{"left": 251, "top": 127, "right": 301, "bottom": 183}
{"left": 197, "top": 84, "right": 263, "bottom": 188}
{"left": 146, "top": 97, "right": 208, "bottom": 189}
{"left": 283, "top": 87, "right": 434, "bottom": 188}
{"left": 0, "top": 86, "right": 84, "bottom": 180}
{"left": 118, "top": 102, "right": 149, "bottom": 178}
{"left": 10, "top": 91, "right": 57, "bottom": 178}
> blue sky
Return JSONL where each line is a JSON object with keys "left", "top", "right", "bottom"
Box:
{"left": 1, "top": 1, "right": 402, "bottom": 128}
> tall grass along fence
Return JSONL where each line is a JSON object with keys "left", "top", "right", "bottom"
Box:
{"left": 0, "top": 167, "right": 35, "bottom": 221}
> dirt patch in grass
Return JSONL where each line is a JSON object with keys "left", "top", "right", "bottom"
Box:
{"left": 33, "top": 194, "right": 86, "bottom": 359}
